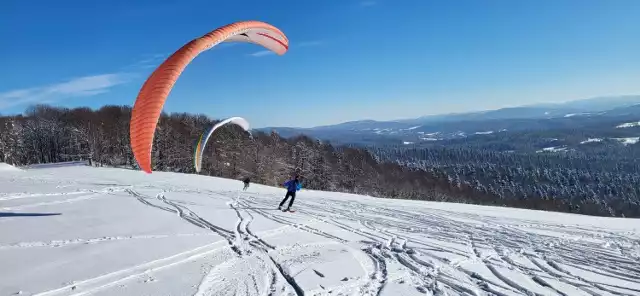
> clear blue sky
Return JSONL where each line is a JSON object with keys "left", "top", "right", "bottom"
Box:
{"left": 1, "top": 0, "right": 639, "bottom": 128}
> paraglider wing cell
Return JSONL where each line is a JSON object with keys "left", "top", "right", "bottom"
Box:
{"left": 129, "top": 21, "right": 288, "bottom": 173}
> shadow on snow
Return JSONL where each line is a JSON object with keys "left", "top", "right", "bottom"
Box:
{"left": 0, "top": 212, "right": 62, "bottom": 218}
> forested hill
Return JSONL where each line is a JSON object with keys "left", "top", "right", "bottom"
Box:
{"left": 0, "top": 104, "right": 638, "bottom": 217}
{"left": 373, "top": 144, "right": 640, "bottom": 217}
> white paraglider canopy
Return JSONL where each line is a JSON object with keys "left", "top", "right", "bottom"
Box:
{"left": 194, "top": 116, "right": 251, "bottom": 173}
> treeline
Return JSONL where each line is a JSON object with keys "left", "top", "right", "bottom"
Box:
{"left": 373, "top": 145, "right": 640, "bottom": 217}
{"left": 1, "top": 104, "right": 500, "bottom": 205}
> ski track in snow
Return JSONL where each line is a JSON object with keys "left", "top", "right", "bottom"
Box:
{"left": 127, "top": 188, "right": 304, "bottom": 296}
{"left": 0, "top": 233, "right": 217, "bottom": 250}
{"left": 1, "top": 167, "right": 640, "bottom": 296}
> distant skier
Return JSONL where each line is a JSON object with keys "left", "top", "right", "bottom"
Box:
{"left": 278, "top": 175, "right": 302, "bottom": 212}
{"left": 242, "top": 177, "right": 250, "bottom": 191}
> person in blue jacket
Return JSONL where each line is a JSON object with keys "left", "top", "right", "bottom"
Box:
{"left": 278, "top": 175, "right": 302, "bottom": 211}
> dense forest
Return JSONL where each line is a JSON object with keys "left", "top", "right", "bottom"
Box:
{"left": 372, "top": 139, "right": 640, "bottom": 217}
{"left": 1, "top": 104, "right": 639, "bottom": 217}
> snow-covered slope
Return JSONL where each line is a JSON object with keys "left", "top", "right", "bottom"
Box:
{"left": 1, "top": 166, "right": 639, "bottom": 296}
{"left": 0, "top": 162, "right": 22, "bottom": 172}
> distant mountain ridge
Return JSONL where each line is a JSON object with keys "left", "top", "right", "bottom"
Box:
{"left": 260, "top": 95, "right": 640, "bottom": 145}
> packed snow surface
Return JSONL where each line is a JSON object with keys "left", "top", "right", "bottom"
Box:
{"left": 0, "top": 162, "right": 22, "bottom": 171}
{"left": 1, "top": 166, "right": 639, "bottom": 296}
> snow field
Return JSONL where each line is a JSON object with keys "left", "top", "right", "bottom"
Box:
{"left": 1, "top": 166, "right": 639, "bottom": 296}
{"left": 0, "top": 162, "right": 22, "bottom": 172}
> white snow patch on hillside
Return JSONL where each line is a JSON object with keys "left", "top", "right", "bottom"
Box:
{"left": 564, "top": 112, "right": 590, "bottom": 117}
{"left": 616, "top": 121, "right": 640, "bottom": 128}
{"left": 474, "top": 131, "right": 494, "bottom": 135}
{"left": 1, "top": 166, "right": 639, "bottom": 296}
{"left": 536, "top": 146, "right": 568, "bottom": 153}
{"left": 373, "top": 128, "right": 393, "bottom": 135}
{"left": 454, "top": 131, "right": 466, "bottom": 137}
{"left": 404, "top": 126, "right": 421, "bottom": 130}
{"left": 580, "top": 138, "right": 603, "bottom": 144}
{"left": 612, "top": 137, "right": 640, "bottom": 145}
{"left": 403, "top": 141, "right": 414, "bottom": 145}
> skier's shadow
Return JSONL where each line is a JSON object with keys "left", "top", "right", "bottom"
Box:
{"left": 0, "top": 212, "right": 61, "bottom": 218}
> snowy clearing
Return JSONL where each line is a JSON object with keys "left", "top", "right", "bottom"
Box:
{"left": 580, "top": 138, "right": 603, "bottom": 144}
{"left": 420, "top": 137, "right": 440, "bottom": 141}
{"left": 564, "top": 113, "right": 590, "bottom": 118}
{"left": 612, "top": 137, "right": 640, "bottom": 146}
{"left": 536, "top": 147, "right": 568, "bottom": 153}
{"left": 616, "top": 121, "right": 640, "bottom": 128}
{"left": 1, "top": 166, "right": 639, "bottom": 296}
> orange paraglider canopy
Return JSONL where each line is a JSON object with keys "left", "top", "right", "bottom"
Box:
{"left": 129, "top": 20, "right": 288, "bottom": 173}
